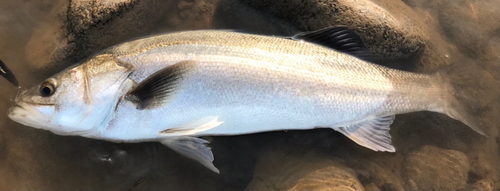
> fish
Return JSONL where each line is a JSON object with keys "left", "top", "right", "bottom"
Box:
{"left": 0, "top": 59, "right": 19, "bottom": 87}
{"left": 8, "top": 27, "right": 485, "bottom": 173}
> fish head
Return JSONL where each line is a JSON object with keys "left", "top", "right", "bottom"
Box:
{"left": 8, "top": 54, "right": 134, "bottom": 136}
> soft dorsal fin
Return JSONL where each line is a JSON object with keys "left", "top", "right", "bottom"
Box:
{"left": 290, "top": 26, "right": 375, "bottom": 62}
{"left": 126, "top": 61, "right": 196, "bottom": 110}
{"left": 335, "top": 115, "right": 396, "bottom": 152}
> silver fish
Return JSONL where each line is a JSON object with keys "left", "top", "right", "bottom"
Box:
{"left": 8, "top": 27, "right": 484, "bottom": 173}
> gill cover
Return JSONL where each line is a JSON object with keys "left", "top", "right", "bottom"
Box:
{"left": 9, "top": 54, "right": 135, "bottom": 136}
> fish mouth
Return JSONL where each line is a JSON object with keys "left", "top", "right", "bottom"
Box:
{"left": 8, "top": 103, "right": 91, "bottom": 136}
{"left": 8, "top": 103, "right": 51, "bottom": 129}
{"left": 8, "top": 104, "right": 35, "bottom": 125}
{"left": 8, "top": 103, "right": 66, "bottom": 135}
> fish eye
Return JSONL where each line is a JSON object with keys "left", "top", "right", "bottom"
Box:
{"left": 39, "top": 79, "right": 56, "bottom": 97}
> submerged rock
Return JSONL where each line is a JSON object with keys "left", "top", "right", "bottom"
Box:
{"left": 246, "top": 149, "right": 363, "bottom": 191}
{"left": 348, "top": 160, "right": 404, "bottom": 191}
{"left": 403, "top": 145, "right": 469, "bottom": 190}
{"left": 162, "top": 0, "right": 221, "bottom": 31}
{"left": 239, "top": 0, "right": 428, "bottom": 60}
{"left": 25, "top": 0, "right": 173, "bottom": 71}
{"left": 213, "top": 0, "right": 300, "bottom": 36}
{"left": 467, "top": 179, "right": 495, "bottom": 191}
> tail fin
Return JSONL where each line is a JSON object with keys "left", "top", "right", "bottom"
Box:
{"left": 435, "top": 62, "right": 491, "bottom": 136}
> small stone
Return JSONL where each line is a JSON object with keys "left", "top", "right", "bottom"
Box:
{"left": 403, "top": 145, "right": 469, "bottom": 190}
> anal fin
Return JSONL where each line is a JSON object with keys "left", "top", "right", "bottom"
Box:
{"left": 336, "top": 115, "right": 396, "bottom": 152}
{"left": 160, "top": 137, "right": 219, "bottom": 173}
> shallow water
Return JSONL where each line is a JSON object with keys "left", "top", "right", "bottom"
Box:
{"left": 0, "top": 0, "right": 498, "bottom": 190}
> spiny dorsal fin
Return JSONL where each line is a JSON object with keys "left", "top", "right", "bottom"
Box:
{"left": 126, "top": 60, "right": 195, "bottom": 110}
{"left": 290, "top": 26, "right": 375, "bottom": 62}
{"left": 336, "top": 115, "right": 396, "bottom": 152}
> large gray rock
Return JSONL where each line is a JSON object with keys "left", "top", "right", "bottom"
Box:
{"left": 403, "top": 145, "right": 469, "bottom": 190}
{"left": 239, "top": 0, "right": 428, "bottom": 60}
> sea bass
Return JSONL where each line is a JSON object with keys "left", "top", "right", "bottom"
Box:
{"left": 8, "top": 27, "right": 484, "bottom": 173}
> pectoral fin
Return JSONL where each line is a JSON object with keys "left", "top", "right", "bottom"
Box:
{"left": 126, "top": 61, "right": 196, "bottom": 110}
{"left": 160, "top": 137, "right": 219, "bottom": 173}
{"left": 159, "top": 116, "right": 224, "bottom": 136}
{"left": 336, "top": 115, "right": 395, "bottom": 152}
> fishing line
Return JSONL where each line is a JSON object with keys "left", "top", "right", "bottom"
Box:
{"left": 10, "top": 86, "right": 22, "bottom": 102}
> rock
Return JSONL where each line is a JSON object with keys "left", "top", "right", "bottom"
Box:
{"left": 246, "top": 149, "right": 363, "bottom": 191}
{"left": 363, "top": 183, "right": 380, "bottom": 191}
{"left": 349, "top": 161, "right": 405, "bottom": 191}
{"left": 213, "top": 0, "right": 300, "bottom": 36}
{"left": 438, "top": 0, "right": 500, "bottom": 58}
{"left": 467, "top": 179, "right": 495, "bottom": 191}
{"left": 25, "top": 0, "right": 174, "bottom": 71}
{"left": 469, "top": 152, "right": 493, "bottom": 181}
{"left": 403, "top": 145, "right": 469, "bottom": 190}
{"left": 239, "top": 0, "right": 429, "bottom": 60}
{"left": 289, "top": 166, "right": 363, "bottom": 191}
{"left": 162, "top": 0, "right": 221, "bottom": 32}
